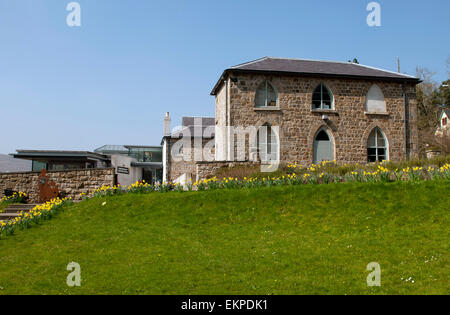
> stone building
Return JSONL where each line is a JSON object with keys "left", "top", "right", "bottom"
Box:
{"left": 165, "top": 57, "right": 421, "bottom": 182}
{"left": 162, "top": 115, "right": 215, "bottom": 184}
{"left": 212, "top": 57, "right": 420, "bottom": 165}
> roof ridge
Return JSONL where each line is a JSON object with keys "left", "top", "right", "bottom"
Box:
{"left": 233, "top": 56, "right": 417, "bottom": 79}
{"left": 265, "top": 56, "right": 352, "bottom": 65}
{"left": 230, "top": 56, "right": 270, "bottom": 69}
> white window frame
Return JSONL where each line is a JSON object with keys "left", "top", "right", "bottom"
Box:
{"left": 255, "top": 81, "right": 278, "bottom": 108}
{"left": 367, "top": 127, "right": 389, "bottom": 162}
{"left": 257, "top": 124, "right": 279, "bottom": 162}
{"left": 312, "top": 83, "right": 334, "bottom": 110}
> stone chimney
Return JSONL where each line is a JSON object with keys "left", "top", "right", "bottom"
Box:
{"left": 163, "top": 112, "right": 171, "bottom": 136}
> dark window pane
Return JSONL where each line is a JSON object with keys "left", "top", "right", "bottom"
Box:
{"left": 267, "top": 84, "right": 277, "bottom": 106}
{"left": 312, "top": 100, "right": 321, "bottom": 109}
{"left": 316, "top": 130, "right": 330, "bottom": 141}
{"left": 323, "top": 86, "right": 332, "bottom": 108}
{"left": 312, "top": 85, "right": 322, "bottom": 109}
{"left": 368, "top": 148, "right": 377, "bottom": 156}
{"left": 313, "top": 84, "right": 333, "bottom": 109}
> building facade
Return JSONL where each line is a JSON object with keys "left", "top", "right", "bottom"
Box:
{"left": 211, "top": 57, "right": 420, "bottom": 167}
{"left": 162, "top": 115, "right": 215, "bottom": 184}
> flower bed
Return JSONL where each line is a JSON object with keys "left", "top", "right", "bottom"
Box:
{"left": 0, "top": 192, "right": 28, "bottom": 213}
{"left": 0, "top": 191, "right": 28, "bottom": 205}
{"left": 0, "top": 197, "right": 71, "bottom": 239}
{"left": 90, "top": 162, "right": 450, "bottom": 197}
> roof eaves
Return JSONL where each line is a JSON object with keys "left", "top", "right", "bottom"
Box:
{"left": 353, "top": 63, "right": 419, "bottom": 80}
{"left": 13, "top": 151, "right": 109, "bottom": 160}
{"left": 223, "top": 68, "right": 421, "bottom": 83}
{"left": 210, "top": 70, "right": 229, "bottom": 96}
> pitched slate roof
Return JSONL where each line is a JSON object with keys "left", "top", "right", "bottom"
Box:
{"left": 182, "top": 117, "right": 215, "bottom": 127}
{"left": 168, "top": 116, "right": 215, "bottom": 139}
{"left": 211, "top": 57, "right": 420, "bottom": 95}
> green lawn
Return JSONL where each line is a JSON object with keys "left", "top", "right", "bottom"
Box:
{"left": 0, "top": 181, "right": 448, "bottom": 295}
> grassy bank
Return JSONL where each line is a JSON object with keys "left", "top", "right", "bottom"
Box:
{"left": 0, "top": 181, "right": 448, "bottom": 295}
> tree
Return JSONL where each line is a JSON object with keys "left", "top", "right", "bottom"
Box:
{"left": 438, "top": 79, "right": 450, "bottom": 107}
{"left": 415, "top": 67, "right": 440, "bottom": 131}
{"left": 415, "top": 65, "right": 450, "bottom": 156}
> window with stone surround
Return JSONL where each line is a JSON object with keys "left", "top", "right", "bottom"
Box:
{"left": 312, "top": 83, "right": 333, "bottom": 110}
{"left": 255, "top": 81, "right": 278, "bottom": 108}
{"left": 367, "top": 127, "right": 388, "bottom": 162}
{"left": 366, "top": 84, "right": 387, "bottom": 113}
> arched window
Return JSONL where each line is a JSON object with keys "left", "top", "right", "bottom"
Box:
{"left": 367, "top": 127, "right": 388, "bottom": 162}
{"left": 366, "top": 84, "right": 386, "bottom": 113}
{"left": 257, "top": 123, "right": 279, "bottom": 162}
{"left": 313, "top": 128, "right": 334, "bottom": 163}
{"left": 175, "top": 144, "right": 183, "bottom": 157}
{"left": 255, "top": 81, "right": 278, "bottom": 108}
{"left": 312, "top": 83, "right": 333, "bottom": 110}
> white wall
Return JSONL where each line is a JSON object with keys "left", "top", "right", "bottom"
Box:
{"left": 441, "top": 112, "right": 448, "bottom": 129}
{"left": 215, "top": 82, "right": 227, "bottom": 160}
{"left": 162, "top": 139, "right": 168, "bottom": 183}
{"left": 110, "top": 154, "right": 141, "bottom": 187}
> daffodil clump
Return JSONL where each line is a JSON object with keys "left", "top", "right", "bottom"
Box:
{"left": 93, "top": 184, "right": 124, "bottom": 197}
{"left": 0, "top": 197, "right": 71, "bottom": 239}
{"left": 92, "top": 181, "right": 174, "bottom": 197}
{"left": 0, "top": 191, "right": 28, "bottom": 205}
{"left": 288, "top": 161, "right": 450, "bottom": 183}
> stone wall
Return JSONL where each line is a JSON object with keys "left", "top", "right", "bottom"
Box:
{"left": 166, "top": 137, "right": 215, "bottom": 182}
{"left": 218, "top": 73, "right": 419, "bottom": 165}
{"left": 0, "top": 168, "right": 116, "bottom": 202}
{"left": 196, "top": 161, "right": 260, "bottom": 181}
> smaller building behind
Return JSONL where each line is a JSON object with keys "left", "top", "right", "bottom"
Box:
{"left": 10, "top": 145, "right": 163, "bottom": 187}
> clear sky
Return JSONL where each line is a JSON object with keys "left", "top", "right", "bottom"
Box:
{"left": 0, "top": 0, "right": 449, "bottom": 154}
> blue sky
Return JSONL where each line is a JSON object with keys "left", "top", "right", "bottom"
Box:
{"left": 0, "top": 0, "right": 449, "bottom": 154}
